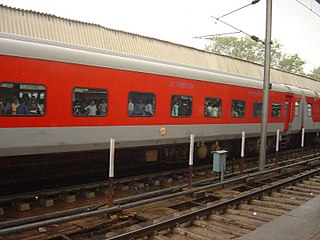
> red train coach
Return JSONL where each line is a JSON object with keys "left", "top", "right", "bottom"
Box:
{"left": 0, "top": 33, "right": 311, "bottom": 162}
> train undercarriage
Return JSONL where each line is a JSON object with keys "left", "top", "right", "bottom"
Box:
{"left": 1, "top": 131, "right": 319, "bottom": 191}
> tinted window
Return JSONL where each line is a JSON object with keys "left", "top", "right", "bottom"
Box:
{"left": 0, "top": 82, "right": 46, "bottom": 116}
{"left": 171, "top": 95, "right": 192, "bottom": 117}
{"left": 128, "top": 92, "right": 155, "bottom": 117}
{"left": 73, "top": 87, "right": 108, "bottom": 116}
{"left": 295, "top": 101, "right": 299, "bottom": 116}
{"left": 307, "top": 103, "right": 312, "bottom": 117}
{"left": 271, "top": 103, "right": 281, "bottom": 118}
{"left": 231, "top": 100, "right": 246, "bottom": 118}
{"left": 204, "top": 97, "right": 222, "bottom": 118}
{"left": 253, "top": 102, "right": 262, "bottom": 118}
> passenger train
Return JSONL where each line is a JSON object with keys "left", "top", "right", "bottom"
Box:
{"left": 1, "top": 33, "right": 320, "bottom": 163}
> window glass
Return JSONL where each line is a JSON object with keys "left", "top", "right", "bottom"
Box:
{"left": 128, "top": 92, "right": 155, "bottom": 117}
{"left": 285, "top": 101, "right": 289, "bottom": 116}
{"left": 307, "top": 103, "right": 312, "bottom": 117}
{"left": 253, "top": 102, "right": 262, "bottom": 118}
{"left": 271, "top": 103, "right": 282, "bottom": 118}
{"left": 73, "top": 87, "right": 108, "bottom": 116}
{"left": 0, "top": 82, "right": 46, "bottom": 116}
{"left": 204, "top": 97, "right": 222, "bottom": 118}
{"left": 171, "top": 95, "right": 192, "bottom": 117}
{"left": 295, "top": 101, "right": 299, "bottom": 116}
{"left": 231, "top": 100, "right": 246, "bottom": 118}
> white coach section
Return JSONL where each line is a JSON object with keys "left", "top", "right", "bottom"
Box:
{"left": 0, "top": 4, "right": 320, "bottom": 92}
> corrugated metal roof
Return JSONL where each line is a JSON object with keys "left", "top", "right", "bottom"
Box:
{"left": 0, "top": 4, "right": 319, "bottom": 93}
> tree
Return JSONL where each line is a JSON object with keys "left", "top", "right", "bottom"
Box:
{"left": 204, "top": 36, "right": 265, "bottom": 64}
{"left": 278, "top": 54, "right": 306, "bottom": 75}
{"left": 308, "top": 66, "right": 320, "bottom": 80}
{"left": 205, "top": 36, "right": 307, "bottom": 75}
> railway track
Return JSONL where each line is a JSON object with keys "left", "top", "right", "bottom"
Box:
{"left": 0, "top": 149, "right": 319, "bottom": 239}
{"left": 104, "top": 167, "right": 320, "bottom": 240}
{"left": 0, "top": 147, "right": 314, "bottom": 205}
{"left": 0, "top": 147, "right": 316, "bottom": 224}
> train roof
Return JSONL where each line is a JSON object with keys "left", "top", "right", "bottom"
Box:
{"left": 1, "top": 32, "right": 319, "bottom": 98}
{"left": 0, "top": 4, "right": 319, "bottom": 95}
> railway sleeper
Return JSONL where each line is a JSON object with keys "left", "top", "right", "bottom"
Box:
{"left": 203, "top": 218, "right": 250, "bottom": 236}
{"left": 303, "top": 179, "right": 320, "bottom": 185}
{"left": 285, "top": 186, "right": 319, "bottom": 195}
{"left": 151, "top": 234, "right": 171, "bottom": 240}
{"left": 280, "top": 188, "right": 315, "bottom": 198}
{"left": 260, "top": 195, "right": 302, "bottom": 206}
{"left": 13, "top": 200, "right": 31, "bottom": 212}
{"left": 238, "top": 204, "right": 287, "bottom": 216}
{"left": 59, "top": 193, "right": 77, "bottom": 203}
{"left": 193, "top": 220, "right": 243, "bottom": 238}
{"left": 271, "top": 192, "right": 311, "bottom": 201}
{"left": 80, "top": 189, "right": 96, "bottom": 199}
{"left": 298, "top": 182, "right": 320, "bottom": 191}
{"left": 209, "top": 214, "right": 258, "bottom": 230}
{"left": 174, "top": 226, "right": 214, "bottom": 240}
{"left": 293, "top": 184, "right": 320, "bottom": 194}
{"left": 249, "top": 199, "right": 294, "bottom": 211}
{"left": 305, "top": 178, "right": 320, "bottom": 184}
{"left": 39, "top": 196, "right": 54, "bottom": 207}
{"left": 226, "top": 208, "right": 272, "bottom": 222}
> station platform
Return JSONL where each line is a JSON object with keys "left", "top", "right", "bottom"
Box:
{"left": 240, "top": 195, "right": 320, "bottom": 240}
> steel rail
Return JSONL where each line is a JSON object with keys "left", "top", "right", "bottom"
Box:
{"left": 0, "top": 163, "right": 212, "bottom": 205}
{"left": 0, "top": 154, "right": 319, "bottom": 236}
{"left": 108, "top": 167, "right": 320, "bottom": 240}
{"left": 1, "top": 152, "right": 315, "bottom": 230}
{"left": 0, "top": 147, "right": 311, "bottom": 204}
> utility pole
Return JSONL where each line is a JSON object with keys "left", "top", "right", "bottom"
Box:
{"left": 259, "top": 0, "right": 272, "bottom": 171}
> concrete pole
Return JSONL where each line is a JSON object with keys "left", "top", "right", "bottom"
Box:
{"left": 188, "top": 134, "right": 195, "bottom": 188}
{"left": 259, "top": 0, "right": 273, "bottom": 171}
{"left": 240, "top": 131, "right": 245, "bottom": 174}
{"left": 275, "top": 129, "right": 280, "bottom": 166}
{"left": 109, "top": 138, "right": 115, "bottom": 207}
{"left": 301, "top": 128, "right": 305, "bottom": 148}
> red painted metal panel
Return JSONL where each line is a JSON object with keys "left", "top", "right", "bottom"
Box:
{"left": 0, "top": 55, "right": 297, "bottom": 128}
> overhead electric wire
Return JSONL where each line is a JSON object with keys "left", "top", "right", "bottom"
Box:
{"left": 296, "top": 0, "right": 320, "bottom": 19}
{"left": 217, "top": 0, "right": 261, "bottom": 19}
{"left": 193, "top": 31, "right": 241, "bottom": 39}
{"left": 194, "top": 0, "right": 263, "bottom": 43}
{"left": 210, "top": 15, "right": 264, "bottom": 44}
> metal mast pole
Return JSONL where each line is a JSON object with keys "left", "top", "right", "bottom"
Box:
{"left": 259, "top": 0, "right": 272, "bottom": 171}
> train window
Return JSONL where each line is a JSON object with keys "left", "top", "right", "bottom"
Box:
{"left": 231, "top": 100, "right": 245, "bottom": 118}
{"left": 72, "top": 88, "right": 108, "bottom": 116}
{"left": 307, "top": 103, "right": 312, "bottom": 117}
{"left": 253, "top": 102, "right": 262, "bottom": 118}
{"left": 295, "top": 101, "right": 300, "bottom": 116}
{"left": 128, "top": 92, "right": 155, "bottom": 117}
{"left": 204, "top": 97, "right": 222, "bottom": 118}
{"left": 0, "top": 82, "right": 46, "bottom": 116}
{"left": 171, "top": 95, "right": 192, "bottom": 117}
{"left": 271, "top": 103, "right": 282, "bottom": 118}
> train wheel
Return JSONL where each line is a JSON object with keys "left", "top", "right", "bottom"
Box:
{"left": 196, "top": 142, "right": 208, "bottom": 160}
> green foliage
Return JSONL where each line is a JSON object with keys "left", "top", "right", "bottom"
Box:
{"left": 205, "top": 36, "right": 312, "bottom": 76}
{"left": 308, "top": 66, "right": 320, "bottom": 80}
{"left": 205, "top": 36, "right": 265, "bottom": 64}
{"left": 278, "top": 54, "right": 306, "bottom": 75}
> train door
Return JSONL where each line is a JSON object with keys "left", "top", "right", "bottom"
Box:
{"left": 284, "top": 95, "right": 293, "bottom": 131}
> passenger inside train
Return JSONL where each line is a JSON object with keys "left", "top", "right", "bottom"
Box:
{"left": 72, "top": 87, "right": 108, "bottom": 116}
{"left": 0, "top": 82, "right": 46, "bottom": 116}
{"left": 128, "top": 92, "right": 155, "bottom": 117}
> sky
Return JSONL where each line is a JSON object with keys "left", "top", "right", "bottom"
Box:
{"left": 1, "top": 0, "right": 320, "bottom": 72}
